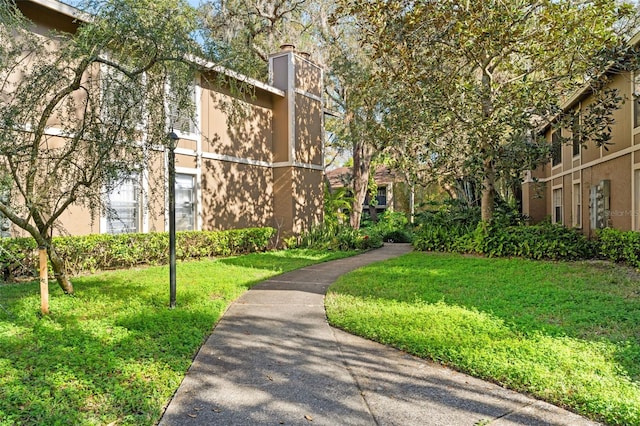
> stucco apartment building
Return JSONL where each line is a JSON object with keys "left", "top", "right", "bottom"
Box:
{"left": 326, "top": 166, "right": 399, "bottom": 217}
{"left": 522, "top": 33, "right": 640, "bottom": 236}
{"left": 7, "top": 0, "right": 324, "bottom": 238}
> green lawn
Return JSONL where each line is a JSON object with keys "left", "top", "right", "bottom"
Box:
{"left": 0, "top": 249, "right": 355, "bottom": 426}
{"left": 325, "top": 252, "right": 640, "bottom": 426}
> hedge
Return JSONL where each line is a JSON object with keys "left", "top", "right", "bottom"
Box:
{"left": 596, "top": 227, "right": 640, "bottom": 268}
{"left": 414, "top": 222, "right": 596, "bottom": 261}
{"left": 0, "top": 227, "right": 275, "bottom": 280}
{"left": 414, "top": 221, "right": 640, "bottom": 267}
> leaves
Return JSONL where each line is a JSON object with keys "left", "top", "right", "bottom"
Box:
{"left": 334, "top": 0, "right": 638, "bottom": 219}
{"left": 0, "top": 0, "right": 200, "bottom": 291}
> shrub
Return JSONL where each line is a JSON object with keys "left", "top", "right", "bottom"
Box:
{"left": 595, "top": 228, "right": 640, "bottom": 267}
{"left": 0, "top": 227, "right": 275, "bottom": 280}
{"left": 415, "top": 221, "right": 595, "bottom": 261}
{"left": 480, "top": 223, "right": 595, "bottom": 260}
{"left": 364, "top": 210, "right": 413, "bottom": 243}
{"left": 294, "top": 224, "right": 383, "bottom": 251}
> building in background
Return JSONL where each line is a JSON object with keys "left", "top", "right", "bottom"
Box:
{"left": 326, "top": 165, "right": 400, "bottom": 221}
{"left": 522, "top": 33, "right": 640, "bottom": 235}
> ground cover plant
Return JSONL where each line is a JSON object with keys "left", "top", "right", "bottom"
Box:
{"left": 0, "top": 249, "right": 355, "bottom": 425}
{"left": 325, "top": 252, "right": 640, "bottom": 425}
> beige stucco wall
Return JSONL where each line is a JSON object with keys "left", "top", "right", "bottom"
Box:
{"left": 292, "top": 167, "right": 323, "bottom": 234}
{"left": 201, "top": 159, "right": 274, "bottom": 230}
{"left": 295, "top": 59, "right": 323, "bottom": 99}
{"left": 200, "top": 77, "right": 274, "bottom": 162}
{"left": 522, "top": 181, "right": 547, "bottom": 223}
{"left": 295, "top": 95, "right": 323, "bottom": 165}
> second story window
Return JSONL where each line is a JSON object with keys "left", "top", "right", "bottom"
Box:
{"left": 572, "top": 112, "right": 580, "bottom": 157}
{"left": 551, "top": 131, "right": 562, "bottom": 167}
{"left": 167, "top": 82, "right": 196, "bottom": 136}
{"left": 635, "top": 72, "right": 640, "bottom": 129}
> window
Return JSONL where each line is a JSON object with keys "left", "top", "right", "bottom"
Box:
{"left": 105, "top": 177, "right": 140, "bottom": 234}
{"left": 167, "top": 82, "right": 196, "bottom": 135}
{"left": 553, "top": 188, "right": 563, "bottom": 224}
{"left": 573, "top": 183, "right": 581, "bottom": 228}
{"left": 635, "top": 72, "right": 640, "bottom": 129}
{"left": 551, "top": 131, "right": 562, "bottom": 166}
{"left": 100, "top": 64, "right": 143, "bottom": 127}
{"left": 572, "top": 113, "right": 580, "bottom": 157}
{"left": 175, "top": 173, "right": 196, "bottom": 231}
{"left": 376, "top": 187, "right": 387, "bottom": 206}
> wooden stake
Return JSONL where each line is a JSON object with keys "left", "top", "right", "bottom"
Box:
{"left": 39, "top": 247, "right": 49, "bottom": 315}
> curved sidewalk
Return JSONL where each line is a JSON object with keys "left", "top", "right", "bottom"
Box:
{"left": 159, "top": 244, "right": 599, "bottom": 426}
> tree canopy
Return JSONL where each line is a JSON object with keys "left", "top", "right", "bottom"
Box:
{"left": 338, "top": 0, "right": 639, "bottom": 220}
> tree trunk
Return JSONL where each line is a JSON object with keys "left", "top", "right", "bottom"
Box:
{"left": 481, "top": 158, "right": 496, "bottom": 222}
{"left": 368, "top": 204, "right": 378, "bottom": 223}
{"left": 350, "top": 140, "right": 373, "bottom": 229}
{"left": 47, "top": 244, "right": 74, "bottom": 294}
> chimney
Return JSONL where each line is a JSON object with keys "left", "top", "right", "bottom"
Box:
{"left": 279, "top": 43, "right": 296, "bottom": 52}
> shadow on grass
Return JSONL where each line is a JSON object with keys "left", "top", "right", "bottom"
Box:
{"left": 0, "top": 306, "right": 218, "bottom": 425}
{"left": 326, "top": 252, "right": 640, "bottom": 423}
{"left": 0, "top": 276, "right": 232, "bottom": 424}
{"left": 218, "top": 249, "right": 356, "bottom": 273}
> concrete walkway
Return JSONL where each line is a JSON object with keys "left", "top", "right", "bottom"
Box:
{"left": 159, "top": 244, "right": 599, "bottom": 426}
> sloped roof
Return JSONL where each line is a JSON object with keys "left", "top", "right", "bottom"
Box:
{"left": 22, "top": 0, "right": 285, "bottom": 97}
{"left": 540, "top": 31, "right": 640, "bottom": 133}
{"left": 326, "top": 165, "right": 398, "bottom": 189}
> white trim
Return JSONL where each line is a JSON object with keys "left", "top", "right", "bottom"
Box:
{"left": 187, "top": 55, "right": 285, "bottom": 97}
{"left": 174, "top": 169, "right": 199, "bottom": 231}
{"left": 164, "top": 149, "right": 169, "bottom": 231}
{"left": 194, "top": 74, "right": 203, "bottom": 232}
{"left": 572, "top": 180, "right": 582, "bottom": 229}
{"left": 572, "top": 104, "right": 582, "bottom": 160}
{"left": 534, "top": 142, "right": 640, "bottom": 183}
{"left": 27, "top": 0, "right": 91, "bottom": 21}
{"left": 288, "top": 53, "right": 296, "bottom": 163}
{"left": 175, "top": 147, "right": 198, "bottom": 157}
{"left": 141, "top": 165, "right": 150, "bottom": 233}
{"left": 273, "top": 161, "right": 324, "bottom": 171}
{"left": 201, "top": 151, "right": 272, "bottom": 168}
{"left": 294, "top": 87, "right": 323, "bottom": 103}
{"left": 100, "top": 174, "right": 143, "bottom": 234}
{"left": 200, "top": 151, "right": 323, "bottom": 170}
{"left": 552, "top": 185, "right": 563, "bottom": 225}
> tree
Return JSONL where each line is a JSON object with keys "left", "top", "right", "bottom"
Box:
{"left": 199, "top": 0, "right": 316, "bottom": 80}
{"left": 0, "top": 0, "right": 199, "bottom": 293}
{"left": 339, "top": 0, "right": 638, "bottom": 221}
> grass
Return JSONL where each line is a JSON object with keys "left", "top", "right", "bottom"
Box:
{"left": 0, "top": 248, "right": 355, "bottom": 426}
{"left": 325, "top": 252, "right": 640, "bottom": 426}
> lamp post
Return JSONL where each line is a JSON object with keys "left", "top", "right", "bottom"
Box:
{"left": 167, "top": 130, "right": 179, "bottom": 308}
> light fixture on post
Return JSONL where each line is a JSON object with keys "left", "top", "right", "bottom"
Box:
{"left": 167, "top": 130, "right": 179, "bottom": 309}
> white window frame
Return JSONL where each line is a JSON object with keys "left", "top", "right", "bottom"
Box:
{"left": 572, "top": 182, "right": 582, "bottom": 228}
{"left": 165, "top": 80, "right": 198, "bottom": 140}
{"left": 552, "top": 186, "right": 563, "bottom": 225}
{"left": 551, "top": 131, "right": 562, "bottom": 168}
{"left": 634, "top": 71, "right": 640, "bottom": 130}
{"left": 101, "top": 174, "right": 142, "bottom": 234}
{"left": 572, "top": 110, "right": 581, "bottom": 159}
